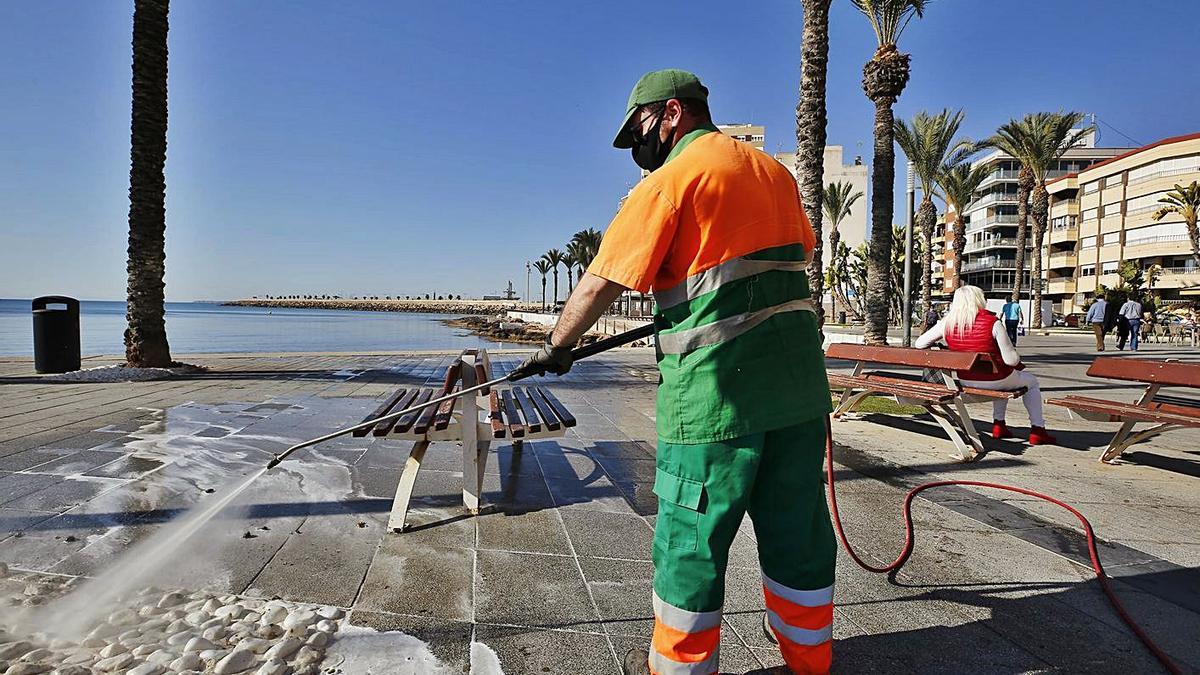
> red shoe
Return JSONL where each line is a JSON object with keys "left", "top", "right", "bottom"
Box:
{"left": 992, "top": 420, "right": 1014, "bottom": 439}
{"left": 1029, "top": 427, "right": 1058, "bottom": 446}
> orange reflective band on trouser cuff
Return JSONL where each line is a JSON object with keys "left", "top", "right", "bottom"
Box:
{"left": 649, "top": 637, "right": 721, "bottom": 675}
{"left": 763, "top": 591, "right": 833, "bottom": 631}
{"left": 772, "top": 632, "right": 832, "bottom": 675}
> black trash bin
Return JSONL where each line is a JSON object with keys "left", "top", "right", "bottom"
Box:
{"left": 32, "top": 296, "right": 81, "bottom": 374}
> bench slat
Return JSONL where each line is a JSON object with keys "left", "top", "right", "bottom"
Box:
{"left": 432, "top": 386, "right": 459, "bottom": 431}
{"left": 512, "top": 386, "right": 542, "bottom": 432}
{"left": 1086, "top": 357, "right": 1200, "bottom": 388}
{"left": 488, "top": 391, "right": 506, "bottom": 439}
{"left": 848, "top": 370, "right": 1025, "bottom": 401}
{"left": 827, "top": 374, "right": 957, "bottom": 403}
{"left": 394, "top": 388, "right": 434, "bottom": 433}
{"left": 522, "top": 386, "right": 561, "bottom": 431}
{"left": 500, "top": 389, "right": 526, "bottom": 438}
{"left": 354, "top": 388, "right": 408, "bottom": 437}
{"left": 535, "top": 386, "right": 577, "bottom": 428}
{"left": 412, "top": 392, "right": 441, "bottom": 435}
{"left": 1048, "top": 395, "right": 1200, "bottom": 426}
{"left": 374, "top": 388, "right": 420, "bottom": 437}
{"left": 826, "top": 343, "right": 985, "bottom": 371}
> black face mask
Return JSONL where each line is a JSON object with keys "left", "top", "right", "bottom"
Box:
{"left": 630, "top": 110, "right": 675, "bottom": 172}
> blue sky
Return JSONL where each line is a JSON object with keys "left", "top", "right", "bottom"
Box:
{"left": 2, "top": 1, "right": 1195, "bottom": 301}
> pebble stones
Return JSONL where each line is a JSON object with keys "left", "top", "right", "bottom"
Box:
{"left": 93, "top": 652, "right": 135, "bottom": 672}
{"left": 214, "top": 646, "right": 257, "bottom": 674}
{"left": 4, "top": 663, "right": 51, "bottom": 675}
{"left": 255, "top": 659, "right": 289, "bottom": 675}
{"left": 258, "top": 605, "right": 287, "bottom": 625}
{"left": 126, "top": 663, "right": 166, "bottom": 675}
{"left": 280, "top": 610, "right": 316, "bottom": 632}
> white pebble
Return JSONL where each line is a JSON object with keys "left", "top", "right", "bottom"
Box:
{"left": 98, "top": 643, "right": 128, "bottom": 658}
{"left": 164, "top": 609, "right": 187, "bottom": 621}
{"left": 52, "top": 666, "right": 92, "bottom": 675}
{"left": 213, "top": 647, "right": 256, "bottom": 674}
{"left": 255, "top": 659, "right": 288, "bottom": 675}
{"left": 183, "top": 637, "right": 218, "bottom": 653}
{"left": 62, "top": 650, "right": 93, "bottom": 665}
{"left": 314, "top": 620, "right": 337, "bottom": 634}
{"left": 93, "top": 652, "right": 135, "bottom": 672}
{"left": 157, "top": 591, "right": 187, "bottom": 609}
{"left": 220, "top": 595, "right": 239, "bottom": 604}
{"left": 258, "top": 606, "right": 287, "bottom": 625}
{"left": 169, "top": 653, "right": 201, "bottom": 671}
{"left": 182, "top": 600, "right": 205, "bottom": 612}
{"left": 199, "top": 649, "right": 227, "bottom": 663}
{"left": 280, "top": 610, "right": 316, "bottom": 631}
{"left": 166, "top": 631, "right": 194, "bottom": 646}
{"left": 202, "top": 599, "right": 223, "bottom": 614}
{"left": 131, "top": 644, "right": 158, "bottom": 657}
{"left": 80, "top": 637, "right": 105, "bottom": 649}
{"left": 4, "top": 663, "right": 50, "bottom": 675}
{"left": 0, "top": 562, "right": 7, "bottom": 578}
{"left": 315, "top": 606, "right": 343, "bottom": 620}
{"left": 19, "top": 648, "right": 52, "bottom": 662}
{"left": 214, "top": 605, "right": 245, "bottom": 620}
{"left": 305, "top": 631, "right": 328, "bottom": 650}
{"left": 0, "top": 642, "right": 33, "bottom": 660}
{"left": 202, "top": 625, "right": 228, "bottom": 641}
{"left": 107, "top": 609, "right": 138, "bottom": 626}
{"left": 201, "top": 617, "right": 225, "bottom": 630}
{"left": 262, "top": 637, "right": 301, "bottom": 661}
{"left": 127, "top": 663, "right": 166, "bottom": 675}
{"left": 185, "top": 611, "right": 207, "bottom": 625}
{"left": 294, "top": 645, "right": 320, "bottom": 665}
{"left": 253, "top": 624, "right": 283, "bottom": 640}
{"left": 238, "top": 638, "right": 270, "bottom": 654}
{"left": 117, "top": 629, "right": 142, "bottom": 643}
{"left": 146, "top": 650, "right": 177, "bottom": 666}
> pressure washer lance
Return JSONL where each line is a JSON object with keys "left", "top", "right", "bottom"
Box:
{"left": 265, "top": 323, "right": 656, "bottom": 470}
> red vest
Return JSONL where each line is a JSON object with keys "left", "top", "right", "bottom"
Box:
{"left": 944, "top": 309, "right": 1013, "bottom": 381}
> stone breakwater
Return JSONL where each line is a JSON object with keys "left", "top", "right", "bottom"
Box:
{"left": 0, "top": 569, "right": 346, "bottom": 675}
{"left": 444, "top": 316, "right": 654, "bottom": 348}
{"left": 225, "top": 299, "right": 540, "bottom": 315}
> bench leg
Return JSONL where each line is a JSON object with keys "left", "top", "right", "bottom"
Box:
{"left": 1100, "top": 422, "right": 1177, "bottom": 464}
{"left": 833, "top": 390, "right": 871, "bottom": 418}
{"left": 928, "top": 404, "right": 983, "bottom": 462}
{"left": 388, "top": 440, "right": 430, "bottom": 533}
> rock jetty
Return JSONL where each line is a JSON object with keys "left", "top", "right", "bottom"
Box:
{"left": 225, "top": 298, "right": 540, "bottom": 315}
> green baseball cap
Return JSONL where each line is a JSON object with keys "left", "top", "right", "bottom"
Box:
{"left": 612, "top": 69, "right": 709, "bottom": 149}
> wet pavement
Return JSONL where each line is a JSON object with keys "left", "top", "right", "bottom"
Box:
{"left": 0, "top": 339, "right": 1198, "bottom": 673}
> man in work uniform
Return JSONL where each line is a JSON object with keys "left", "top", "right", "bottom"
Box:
{"left": 519, "top": 69, "right": 836, "bottom": 674}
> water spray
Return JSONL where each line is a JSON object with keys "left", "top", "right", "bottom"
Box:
{"left": 265, "top": 323, "right": 656, "bottom": 469}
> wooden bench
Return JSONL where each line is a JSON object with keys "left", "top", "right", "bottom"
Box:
{"left": 826, "top": 344, "right": 1026, "bottom": 462}
{"left": 353, "top": 348, "right": 576, "bottom": 531}
{"left": 1047, "top": 358, "right": 1200, "bottom": 464}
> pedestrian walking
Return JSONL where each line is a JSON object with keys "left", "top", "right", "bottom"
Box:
{"left": 1085, "top": 293, "right": 1107, "bottom": 351}
{"left": 1001, "top": 298, "right": 1022, "bottom": 344}
{"left": 924, "top": 306, "right": 940, "bottom": 332}
{"left": 916, "top": 286, "right": 1057, "bottom": 445}
{"left": 519, "top": 69, "right": 835, "bottom": 675}
{"left": 1118, "top": 295, "right": 1143, "bottom": 351}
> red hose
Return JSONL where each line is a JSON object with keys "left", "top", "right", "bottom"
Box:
{"left": 823, "top": 416, "right": 1182, "bottom": 674}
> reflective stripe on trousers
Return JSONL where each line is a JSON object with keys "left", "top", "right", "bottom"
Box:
{"left": 650, "top": 591, "right": 721, "bottom": 675}
{"left": 656, "top": 298, "right": 816, "bottom": 355}
{"left": 762, "top": 573, "right": 834, "bottom": 674}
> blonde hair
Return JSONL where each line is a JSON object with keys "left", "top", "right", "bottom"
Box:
{"left": 945, "top": 285, "right": 988, "bottom": 338}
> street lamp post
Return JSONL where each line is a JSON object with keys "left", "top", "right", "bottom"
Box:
{"left": 903, "top": 161, "right": 916, "bottom": 346}
{"left": 525, "top": 261, "right": 531, "bottom": 304}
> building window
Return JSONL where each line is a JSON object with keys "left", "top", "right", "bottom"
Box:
{"left": 1101, "top": 202, "right": 1122, "bottom": 217}
{"left": 1083, "top": 181, "right": 1100, "bottom": 194}
{"left": 1125, "top": 221, "right": 1189, "bottom": 246}
{"left": 1082, "top": 207, "right": 1099, "bottom": 220}
{"left": 1081, "top": 236, "right": 1097, "bottom": 249}
{"left": 1101, "top": 232, "right": 1121, "bottom": 246}
{"left": 1102, "top": 262, "right": 1119, "bottom": 275}
{"left": 1127, "top": 154, "right": 1200, "bottom": 184}
{"left": 1080, "top": 265, "right": 1095, "bottom": 277}
{"left": 1104, "top": 175, "right": 1123, "bottom": 188}
{"left": 1125, "top": 191, "right": 1170, "bottom": 215}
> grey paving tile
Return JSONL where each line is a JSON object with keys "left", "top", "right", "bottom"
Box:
{"left": 245, "top": 511, "right": 383, "bottom": 607}
{"left": 347, "top": 610, "right": 471, "bottom": 672}
{"left": 474, "top": 623, "right": 618, "bottom": 675}
{"left": 25, "top": 449, "right": 126, "bottom": 476}
{"left": 476, "top": 506, "right": 571, "bottom": 556}
{"left": 0, "top": 449, "right": 72, "bottom": 472}
{"left": 0, "top": 508, "right": 55, "bottom": 540}
{"left": 577, "top": 555, "right": 656, "bottom": 639}
{"left": 474, "top": 549, "right": 602, "bottom": 631}
{"left": 83, "top": 455, "right": 164, "bottom": 479}
{"left": 560, "top": 509, "right": 653, "bottom": 560}
{"left": 545, "top": 476, "right": 637, "bottom": 515}
{"left": 3, "top": 477, "right": 119, "bottom": 511}
{"left": 0, "top": 473, "right": 59, "bottom": 506}
{"left": 354, "top": 536, "right": 473, "bottom": 621}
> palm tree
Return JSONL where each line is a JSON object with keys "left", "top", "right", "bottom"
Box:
{"left": 825, "top": 241, "right": 860, "bottom": 322}
{"left": 796, "top": 0, "right": 834, "bottom": 326}
{"left": 542, "top": 248, "right": 565, "bottom": 308}
{"left": 124, "top": 0, "right": 173, "bottom": 367}
{"left": 981, "top": 112, "right": 1090, "bottom": 327}
{"left": 532, "top": 259, "right": 552, "bottom": 311}
{"left": 570, "top": 228, "right": 604, "bottom": 269}
{"left": 561, "top": 251, "right": 579, "bottom": 294}
{"left": 822, "top": 181, "right": 864, "bottom": 322}
{"left": 936, "top": 160, "right": 990, "bottom": 288}
{"left": 847, "top": 243, "right": 870, "bottom": 319}
{"left": 893, "top": 109, "right": 971, "bottom": 316}
{"left": 851, "top": 0, "right": 929, "bottom": 344}
{"left": 1153, "top": 181, "right": 1200, "bottom": 269}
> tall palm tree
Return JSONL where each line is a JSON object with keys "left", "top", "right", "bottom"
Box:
{"left": 893, "top": 109, "right": 971, "bottom": 316}
{"left": 851, "top": 0, "right": 929, "bottom": 344}
{"left": 936, "top": 160, "right": 990, "bottom": 287}
{"left": 542, "top": 248, "right": 565, "bottom": 307}
{"left": 124, "top": 0, "right": 173, "bottom": 367}
{"left": 561, "top": 251, "right": 579, "bottom": 294}
{"left": 1153, "top": 181, "right": 1200, "bottom": 269}
{"left": 822, "top": 181, "right": 864, "bottom": 322}
{"left": 796, "top": 0, "right": 833, "bottom": 326}
{"left": 981, "top": 112, "right": 1090, "bottom": 326}
{"left": 570, "top": 228, "right": 604, "bottom": 269}
{"left": 532, "top": 259, "right": 552, "bottom": 311}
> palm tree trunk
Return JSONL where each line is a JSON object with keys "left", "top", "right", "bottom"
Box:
{"left": 540, "top": 279, "right": 547, "bottom": 311}
{"left": 865, "top": 99, "right": 895, "bottom": 344}
{"left": 124, "top": 0, "right": 173, "bottom": 368}
{"left": 1188, "top": 215, "right": 1200, "bottom": 271}
{"left": 1030, "top": 184, "right": 1049, "bottom": 328}
{"left": 1011, "top": 167, "right": 1034, "bottom": 303}
{"left": 552, "top": 270, "right": 559, "bottom": 307}
{"left": 797, "top": 0, "right": 832, "bottom": 327}
{"left": 918, "top": 197, "right": 936, "bottom": 316}
{"left": 567, "top": 268, "right": 574, "bottom": 294}
{"left": 828, "top": 230, "right": 840, "bottom": 322}
{"left": 952, "top": 210, "right": 966, "bottom": 288}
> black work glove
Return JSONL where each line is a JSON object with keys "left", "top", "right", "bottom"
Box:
{"left": 515, "top": 332, "right": 574, "bottom": 378}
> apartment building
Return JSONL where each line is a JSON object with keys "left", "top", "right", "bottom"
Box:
{"left": 955, "top": 131, "right": 1130, "bottom": 299}
{"left": 1046, "top": 132, "right": 1200, "bottom": 314}
{"left": 717, "top": 123, "right": 766, "bottom": 151}
{"left": 774, "top": 146, "right": 870, "bottom": 270}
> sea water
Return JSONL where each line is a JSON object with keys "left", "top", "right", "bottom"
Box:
{"left": 0, "top": 299, "right": 507, "bottom": 357}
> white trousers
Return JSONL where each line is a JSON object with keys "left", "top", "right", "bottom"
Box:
{"left": 962, "top": 369, "right": 1045, "bottom": 428}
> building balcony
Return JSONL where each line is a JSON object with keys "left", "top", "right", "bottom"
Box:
{"left": 965, "top": 214, "right": 1019, "bottom": 233}
{"left": 1047, "top": 278, "right": 1076, "bottom": 295}
{"left": 962, "top": 256, "right": 1017, "bottom": 273}
{"left": 972, "top": 192, "right": 1021, "bottom": 209}
{"left": 963, "top": 237, "right": 1019, "bottom": 253}
{"left": 979, "top": 169, "right": 1020, "bottom": 189}
{"left": 1047, "top": 251, "right": 1078, "bottom": 268}
{"left": 1153, "top": 267, "right": 1200, "bottom": 290}
{"left": 1048, "top": 226, "right": 1079, "bottom": 244}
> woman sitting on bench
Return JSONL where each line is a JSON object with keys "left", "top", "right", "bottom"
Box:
{"left": 915, "top": 285, "right": 1057, "bottom": 445}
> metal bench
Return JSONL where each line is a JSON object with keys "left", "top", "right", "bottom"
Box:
{"left": 352, "top": 348, "right": 576, "bottom": 531}
{"left": 826, "top": 343, "right": 1026, "bottom": 462}
{"left": 1047, "top": 357, "right": 1200, "bottom": 464}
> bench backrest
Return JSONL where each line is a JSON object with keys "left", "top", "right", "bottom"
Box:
{"left": 826, "top": 343, "right": 986, "bottom": 372}
{"left": 1087, "top": 357, "right": 1200, "bottom": 388}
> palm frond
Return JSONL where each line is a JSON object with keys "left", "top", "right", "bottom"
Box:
{"left": 979, "top": 111, "right": 1092, "bottom": 182}
{"left": 893, "top": 108, "right": 968, "bottom": 198}
{"left": 850, "top": 0, "right": 929, "bottom": 46}
{"left": 822, "top": 180, "right": 865, "bottom": 230}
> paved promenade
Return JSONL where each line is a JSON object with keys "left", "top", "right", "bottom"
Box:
{"left": 0, "top": 333, "right": 1197, "bottom": 673}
